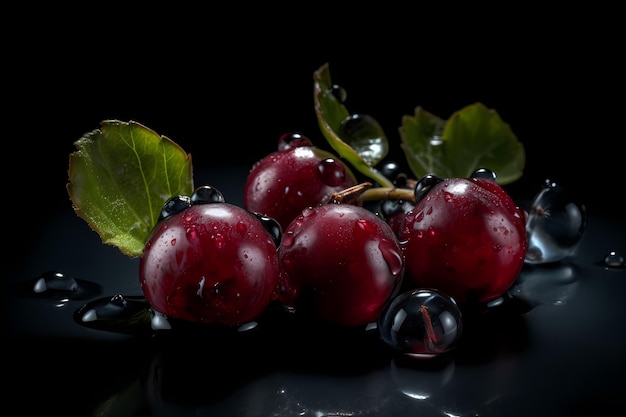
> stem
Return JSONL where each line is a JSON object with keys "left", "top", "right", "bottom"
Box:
{"left": 357, "top": 186, "right": 416, "bottom": 204}
{"left": 328, "top": 182, "right": 373, "bottom": 204}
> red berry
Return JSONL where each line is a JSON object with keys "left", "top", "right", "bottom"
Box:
{"left": 278, "top": 202, "right": 404, "bottom": 326}
{"left": 139, "top": 196, "right": 280, "bottom": 326}
{"left": 243, "top": 133, "right": 359, "bottom": 231}
{"left": 399, "top": 176, "right": 527, "bottom": 305}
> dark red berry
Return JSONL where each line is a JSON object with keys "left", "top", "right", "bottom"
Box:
{"left": 139, "top": 197, "right": 280, "bottom": 326}
{"left": 400, "top": 176, "right": 527, "bottom": 305}
{"left": 278, "top": 202, "right": 404, "bottom": 326}
{"left": 243, "top": 133, "right": 359, "bottom": 231}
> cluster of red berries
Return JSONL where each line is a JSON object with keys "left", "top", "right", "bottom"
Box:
{"left": 139, "top": 133, "right": 527, "bottom": 355}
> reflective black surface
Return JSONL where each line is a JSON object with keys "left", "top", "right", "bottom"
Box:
{"left": 5, "top": 166, "right": 626, "bottom": 416}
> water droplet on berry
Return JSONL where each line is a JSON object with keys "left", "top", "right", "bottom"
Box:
{"left": 602, "top": 251, "right": 625, "bottom": 268}
{"left": 355, "top": 218, "right": 376, "bottom": 234}
{"left": 379, "top": 238, "right": 404, "bottom": 276}
{"left": 378, "top": 289, "right": 463, "bottom": 357}
{"left": 338, "top": 113, "right": 387, "bottom": 165}
{"left": 524, "top": 180, "right": 587, "bottom": 264}
{"left": 213, "top": 233, "right": 226, "bottom": 249}
{"left": 301, "top": 207, "right": 315, "bottom": 218}
{"left": 191, "top": 185, "right": 225, "bottom": 204}
{"left": 277, "top": 132, "right": 312, "bottom": 151}
{"left": 414, "top": 175, "right": 443, "bottom": 204}
{"left": 317, "top": 158, "right": 347, "bottom": 186}
{"left": 235, "top": 220, "right": 248, "bottom": 234}
{"left": 471, "top": 168, "right": 497, "bottom": 181}
{"left": 251, "top": 213, "right": 282, "bottom": 248}
{"left": 185, "top": 225, "right": 199, "bottom": 241}
{"left": 281, "top": 231, "right": 295, "bottom": 247}
{"left": 159, "top": 195, "right": 192, "bottom": 221}
{"left": 73, "top": 294, "right": 153, "bottom": 335}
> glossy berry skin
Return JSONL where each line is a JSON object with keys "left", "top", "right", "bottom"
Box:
{"left": 399, "top": 177, "right": 527, "bottom": 305}
{"left": 243, "top": 133, "right": 359, "bottom": 231}
{"left": 278, "top": 203, "right": 405, "bottom": 327}
{"left": 139, "top": 201, "right": 280, "bottom": 326}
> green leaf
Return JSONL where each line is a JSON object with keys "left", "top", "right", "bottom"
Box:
{"left": 313, "top": 63, "right": 394, "bottom": 187}
{"left": 67, "top": 120, "right": 194, "bottom": 257}
{"left": 400, "top": 102, "right": 525, "bottom": 184}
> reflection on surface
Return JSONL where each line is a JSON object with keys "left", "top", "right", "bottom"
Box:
{"left": 6, "top": 209, "right": 626, "bottom": 416}
{"left": 82, "top": 298, "right": 532, "bottom": 416}
{"left": 511, "top": 262, "right": 580, "bottom": 306}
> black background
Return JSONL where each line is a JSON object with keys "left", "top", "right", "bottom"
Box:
{"left": 7, "top": 6, "right": 624, "bottom": 273}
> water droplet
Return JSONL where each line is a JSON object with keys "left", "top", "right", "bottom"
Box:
{"left": 471, "top": 168, "right": 497, "bottom": 181}
{"left": 378, "top": 289, "right": 463, "bottom": 357}
{"left": 251, "top": 213, "right": 282, "bottom": 248}
{"left": 524, "top": 180, "right": 587, "bottom": 264}
{"left": 24, "top": 270, "right": 102, "bottom": 302}
{"left": 73, "top": 294, "right": 153, "bottom": 335}
{"left": 328, "top": 84, "right": 347, "bottom": 102}
{"left": 602, "top": 251, "right": 625, "bottom": 269}
{"left": 317, "top": 157, "right": 347, "bottom": 186}
{"left": 32, "top": 270, "right": 76, "bottom": 293}
{"left": 429, "top": 135, "right": 443, "bottom": 146}
{"left": 277, "top": 132, "right": 313, "bottom": 151}
{"left": 301, "top": 207, "right": 315, "bottom": 217}
{"left": 159, "top": 195, "right": 191, "bottom": 221}
{"left": 355, "top": 218, "right": 376, "bottom": 234}
{"left": 338, "top": 113, "right": 387, "bottom": 165}
{"left": 151, "top": 311, "right": 172, "bottom": 330}
{"left": 379, "top": 238, "right": 404, "bottom": 276}
{"left": 213, "top": 232, "right": 226, "bottom": 249}
{"left": 281, "top": 231, "right": 295, "bottom": 247}
{"left": 414, "top": 175, "right": 443, "bottom": 204}
{"left": 186, "top": 225, "right": 199, "bottom": 241}
{"left": 235, "top": 221, "right": 248, "bottom": 235}
{"left": 191, "top": 185, "right": 225, "bottom": 204}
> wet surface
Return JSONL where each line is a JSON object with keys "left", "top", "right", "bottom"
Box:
{"left": 5, "top": 167, "right": 626, "bottom": 416}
